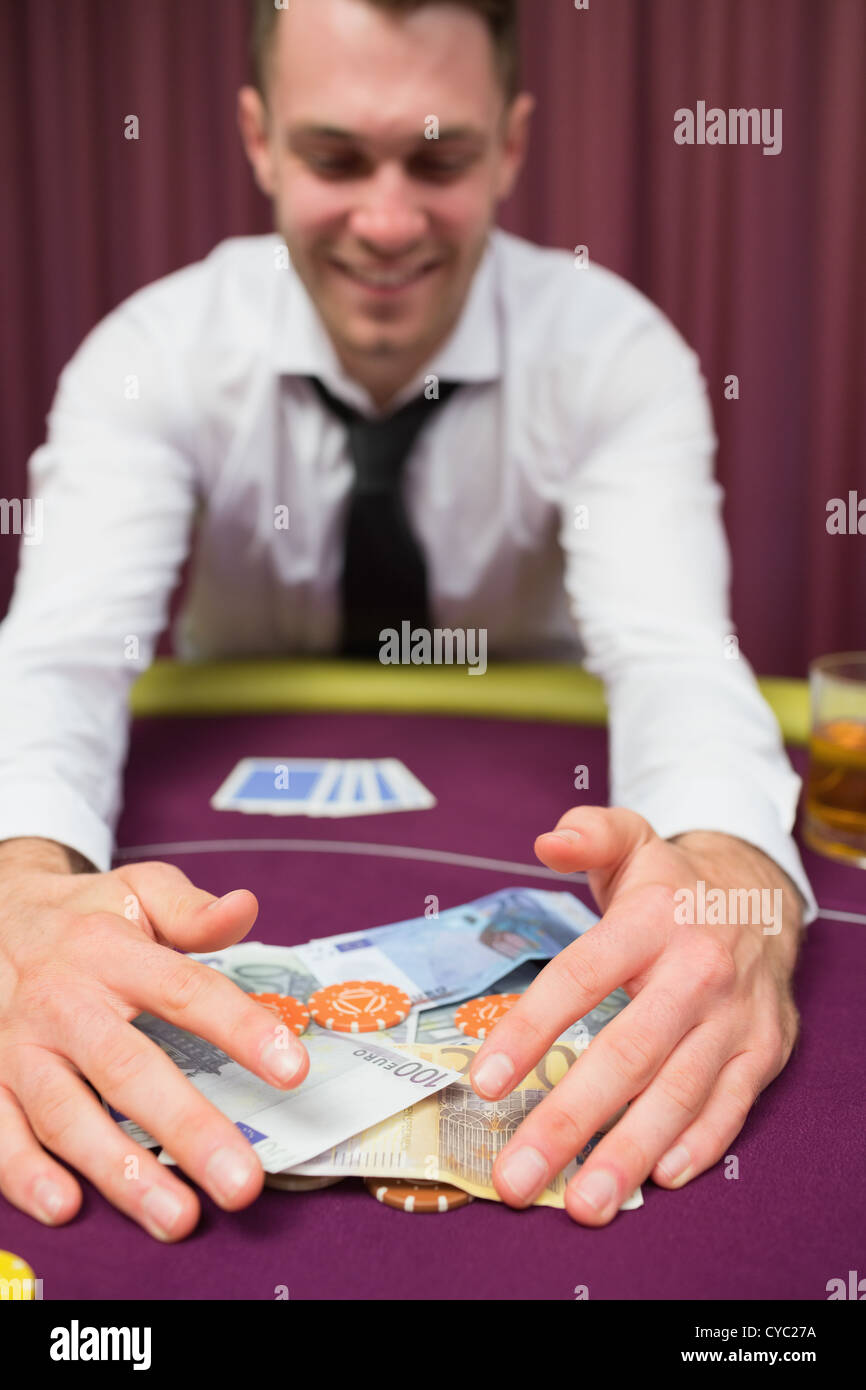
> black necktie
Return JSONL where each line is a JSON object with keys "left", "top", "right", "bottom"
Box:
{"left": 309, "top": 377, "right": 461, "bottom": 657}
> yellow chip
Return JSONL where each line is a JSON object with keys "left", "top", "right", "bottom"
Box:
{"left": 0, "top": 1250, "right": 37, "bottom": 1299}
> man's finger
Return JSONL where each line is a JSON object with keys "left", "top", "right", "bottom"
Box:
{"left": 91, "top": 932, "right": 309, "bottom": 1089}
{"left": 0, "top": 1082, "right": 82, "bottom": 1227}
{"left": 469, "top": 882, "right": 670, "bottom": 1101}
{"left": 487, "top": 961, "right": 711, "bottom": 1209}
{"left": 649, "top": 1053, "right": 769, "bottom": 1193}
{"left": 43, "top": 1001, "right": 269, "bottom": 1213}
{"left": 564, "top": 1021, "right": 732, "bottom": 1225}
{"left": 120, "top": 859, "right": 259, "bottom": 952}
{"left": 14, "top": 1050, "right": 202, "bottom": 1242}
{"left": 534, "top": 806, "right": 655, "bottom": 876}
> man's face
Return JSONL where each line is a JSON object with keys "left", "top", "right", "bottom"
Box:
{"left": 240, "top": 0, "right": 530, "bottom": 393}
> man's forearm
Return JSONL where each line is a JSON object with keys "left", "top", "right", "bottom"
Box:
{"left": 0, "top": 836, "right": 96, "bottom": 876}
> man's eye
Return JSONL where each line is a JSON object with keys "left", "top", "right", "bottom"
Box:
{"left": 410, "top": 157, "right": 472, "bottom": 181}
{"left": 308, "top": 155, "right": 362, "bottom": 177}
{"left": 302, "top": 152, "right": 474, "bottom": 181}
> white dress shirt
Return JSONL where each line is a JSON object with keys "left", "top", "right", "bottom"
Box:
{"left": 0, "top": 229, "right": 817, "bottom": 920}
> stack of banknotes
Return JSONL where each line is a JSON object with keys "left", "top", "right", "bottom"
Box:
{"left": 106, "top": 887, "right": 642, "bottom": 1212}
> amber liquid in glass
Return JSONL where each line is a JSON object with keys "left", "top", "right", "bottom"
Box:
{"left": 804, "top": 718, "right": 866, "bottom": 864}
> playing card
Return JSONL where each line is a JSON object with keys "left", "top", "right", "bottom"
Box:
{"left": 373, "top": 757, "right": 436, "bottom": 812}
{"left": 357, "top": 759, "right": 384, "bottom": 811}
{"left": 333, "top": 760, "right": 367, "bottom": 814}
{"left": 311, "top": 760, "right": 383, "bottom": 816}
{"left": 210, "top": 758, "right": 341, "bottom": 815}
{"left": 304, "top": 760, "right": 346, "bottom": 815}
{"left": 211, "top": 757, "right": 435, "bottom": 817}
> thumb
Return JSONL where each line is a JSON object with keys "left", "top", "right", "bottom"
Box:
{"left": 119, "top": 860, "right": 258, "bottom": 951}
{"left": 534, "top": 806, "right": 654, "bottom": 888}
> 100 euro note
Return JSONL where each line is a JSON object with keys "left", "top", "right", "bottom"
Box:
{"left": 289, "top": 1040, "right": 643, "bottom": 1212}
{"left": 115, "top": 1020, "right": 462, "bottom": 1174}
{"left": 105, "top": 939, "right": 418, "bottom": 1151}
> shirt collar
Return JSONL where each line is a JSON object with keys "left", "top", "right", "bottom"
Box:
{"left": 270, "top": 233, "right": 501, "bottom": 415}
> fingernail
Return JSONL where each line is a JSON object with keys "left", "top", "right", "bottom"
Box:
{"left": 499, "top": 1146, "right": 549, "bottom": 1203}
{"left": 573, "top": 1167, "right": 618, "bottom": 1215}
{"left": 206, "top": 892, "right": 232, "bottom": 910}
{"left": 472, "top": 1052, "right": 514, "bottom": 1097}
{"left": 141, "top": 1184, "right": 185, "bottom": 1239}
{"left": 262, "top": 1039, "right": 305, "bottom": 1085}
{"left": 205, "top": 1146, "right": 256, "bottom": 1202}
{"left": 549, "top": 828, "right": 581, "bottom": 844}
{"left": 656, "top": 1144, "right": 692, "bottom": 1184}
{"left": 33, "top": 1178, "right": 64, "bottom": 1223}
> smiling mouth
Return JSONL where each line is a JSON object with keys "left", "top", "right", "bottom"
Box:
{"left": 329, "top": 259, "right": 442, "bottom": 293}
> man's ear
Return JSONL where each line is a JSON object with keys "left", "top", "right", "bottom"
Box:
{"left": 495, "top": 91, "right": 535, "bottom": 202}
{"left": 237, "top": 85, "right": 277, "bottom": 199}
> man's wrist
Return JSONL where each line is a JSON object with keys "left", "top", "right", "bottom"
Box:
{"left": 0, "top": 836, "right": 96, "bottom": 877}
{"left": 667, "top": 829, "right": 805, "bottom": 952}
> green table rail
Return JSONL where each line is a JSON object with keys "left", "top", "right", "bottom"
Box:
{"left": 129, "top": 659, "right": 811, "bottom": 747}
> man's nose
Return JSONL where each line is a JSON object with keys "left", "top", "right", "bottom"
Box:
{"left": 347, "top": 165, "right": 428, "bottom": 255}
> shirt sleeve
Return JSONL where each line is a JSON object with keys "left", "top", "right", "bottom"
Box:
{"left": 0, "top": 300, "right": 198, "bottom": 872}
{"left": 558, "top": 301, "right": 819, "bottom": 926}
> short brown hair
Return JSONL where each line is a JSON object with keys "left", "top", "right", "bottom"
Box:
{"left": 249, "top": 0, "right": 520, "bottom": 105}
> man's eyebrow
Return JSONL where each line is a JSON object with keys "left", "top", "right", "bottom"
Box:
{"left": 286, "top": 124, "right": 487, "bottom": 146}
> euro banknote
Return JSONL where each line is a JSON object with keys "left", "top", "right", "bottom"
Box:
{"left": 294, "top": 886, "right": 600, "bottom": 1011}
{"left": 112, "top": 1020, "right": 461, "bottom": 1173}
{"left": 412, "top": 959, "right": 632, "bottom": 1049}
{"left": 106, "top": 888, "right": 604, "bottom": 1159}
{"left": 188, "top": 940, "right": 417, "bottom": 1044}
{"left": 288, "top": 1040, "right": 643, "bottom": 1211}
{"left": 105, "top": 938, "right": 418, "bottom": 1149}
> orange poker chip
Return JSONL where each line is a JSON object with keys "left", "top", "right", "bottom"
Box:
{"left": 250, "top": 992, "right": 310, "bottom": 1036}
{"left": 454, "top": 992, "right": 520, "bottom": 1039}
{"left": 308, "top": 980, "right": 411, "bottom": 1033}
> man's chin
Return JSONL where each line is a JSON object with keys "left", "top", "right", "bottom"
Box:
{"left": 322, "top": 281, "right": 452, "bottom": 348}
{"left": 332, "top": 320, "right": 431, "bottom": 364}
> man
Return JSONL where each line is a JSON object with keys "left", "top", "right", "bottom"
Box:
{"left": 0, "top": 0, "right": 815, "bottom": 1241}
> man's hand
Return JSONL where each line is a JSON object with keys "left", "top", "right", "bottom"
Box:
{"left": 0, "top": 855, "right": 309, "bottom": 1241}
{"left": 469, "top": 807, "right": 804, "bottom": 1224}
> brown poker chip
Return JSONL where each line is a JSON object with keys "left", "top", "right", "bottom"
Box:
{"left": 364, "top": 1176, "right": 473, "bottom": 1213}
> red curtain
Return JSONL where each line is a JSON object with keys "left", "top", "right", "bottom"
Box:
{"left": 2, "top": 0, "right": 864, "bottom": 674}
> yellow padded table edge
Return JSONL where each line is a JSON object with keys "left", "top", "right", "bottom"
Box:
{"left": 129, "top": 659, "right": 810, "bottom": 747}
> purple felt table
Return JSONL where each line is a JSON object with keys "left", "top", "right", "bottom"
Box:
{"left": 4, "top": 712, "right": 865, "bottom": 1301}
